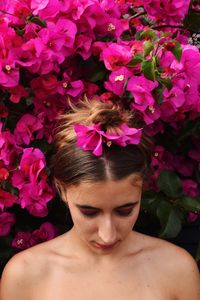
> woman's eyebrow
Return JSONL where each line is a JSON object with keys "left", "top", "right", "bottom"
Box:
{"left": 75, "top": 202, "right": 138, "bottom": 210}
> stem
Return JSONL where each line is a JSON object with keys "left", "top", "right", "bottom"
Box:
{"left": 0, "top": 9, "right": 23, "bottom": 19}
{"left": 129, "top": 11, "right": 146, "bottom": 20}
{"left": 151, "top": 24, "right": 186, "bottom": 31}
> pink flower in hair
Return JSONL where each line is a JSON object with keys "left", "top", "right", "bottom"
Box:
{"left": 104, "top": 124, "right": 142, "bottom": 147}
{"left": 74, "top": 123, "right": 142, "bottom": 156}
{"left": 74, "top": 124, "right": 104, "bottom": 156}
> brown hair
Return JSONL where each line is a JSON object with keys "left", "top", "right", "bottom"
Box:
{"left": 51, "top": 97, "right": 152, "bottom": 189}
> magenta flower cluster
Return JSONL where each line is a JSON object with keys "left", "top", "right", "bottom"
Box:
{"left": 74, "top": 123, "right": 142, "bottom": 156}
{"left": 0, "top": 0, "right": 199, "bottom": 253}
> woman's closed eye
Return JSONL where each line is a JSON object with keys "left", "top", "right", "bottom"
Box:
{"left": 79, "top": 204, "right": 137, "bottom": 218}
{"left": 79, "top": 208, "right": 99, "bottom": 217}
{"left": 115, "top": 207, "right": 134, "bottom": 216}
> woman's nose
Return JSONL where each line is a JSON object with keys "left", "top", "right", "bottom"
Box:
{"left": 98, "top": 216, "right": 117, "bottom": 244}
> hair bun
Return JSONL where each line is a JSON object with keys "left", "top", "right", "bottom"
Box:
{"left": 86, "top": 100, "right": 129, "bottom": 130}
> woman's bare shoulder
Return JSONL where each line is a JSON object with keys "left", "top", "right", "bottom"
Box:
{"left": 0, "top": 235, "right": 66, "bottom": 300}
{"left": 136, "top": 232, "right": 200, "bottom": 299}
{"left": 0, "top": 249, "right": 37, "bottom": 300}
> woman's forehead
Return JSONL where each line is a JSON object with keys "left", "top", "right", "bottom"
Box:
{"left": 66, "top": 175, "right": 142, "bottom": 205}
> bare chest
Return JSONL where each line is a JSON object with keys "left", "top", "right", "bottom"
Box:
{"left": 31, "top": 265, "right": 174, "bottom": 300}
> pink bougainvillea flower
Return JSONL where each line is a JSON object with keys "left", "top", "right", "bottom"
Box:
{"left": 59, "top": 0, "right": 95, "bottom": 19}
{"left": 105, "top": 123, "right": 142, "bottom": 147}
{"left": 0, "top": 126, "right": 22, "bottom": 167}
{"left": 160, "top": 101, "right": 177, "bottom": 122}
{"left": 92, "top": 41, "right": 109, "bottom": 57}
{"left": 143, "top": 0, "right": 190, "bottom": 25}
{"left": 172, "top": 155, "right": 195, "bottom": 177}
{"left": 0, "top": 212, "right": 15, "bottom": 237}
{"left": 12, "top": 231, "right": 36, "bottom": 251}
{"left": 9, "top": 85, "right": 29, "bottom": 103}
{"left": 74, "top": 123, "right": 105, "bottom": 156}
{"left": 188, "top": 138, "right": 200, "bottom": 170}
{"left": 19, "top": 180, "right": 54, "bottom": 217}
{"left": 127, "top": 75, "right": 158, "bottom": 111}
{"left": 142, "top": 104, "right": 161, "bottom": 125}
{"left": 35, "top": 18, "right": 77, "bottom": 60}
{"left": 75, "top": 34, "right": 93, "bottom": 60}
{"left": 14, "top": 114, "right": 43, "bottom": 145}
{"left": 31, "top": 0, "right": 61, "bottom": 19}
{"left": 101, "top": 43, "right": 132, "bottom": 71}
{"left": 0, "top": 104, "right": 8, "bottom": 118}
{"left": 163, "top": 84, "right": 185, "bottom": 109}
{"left": 58, "top": 72, "right": 84, "bottom": 98}
{"left": 0, "top": 189, "right": 18, "bottom": 211}
{"left": 0, "top": 57, "right": 19, "bottom": 88}
{"left": 74, "top": 123, "right": 142, "bottom": 156}
{"left": 181, "top": 179, "right": 200, "bottom": 197}
{"left": 179, "top": 46, "right": 200, "bottom": 83}
{"left": 0, "top": 167, "right": 9, "bottom": 182}
{"left": 12, "top": 148, "right": 46, "bottom": 189}
{"left": 0, "top": 123, "right": 4, "bottom": 148}
{"left": 84, "top": 82, "right": 99, "bottom": 97}
{"left": 33, "top": 96, "right": 62, "bottom": 122}
{"left": 188, "top": 212, "right": 199, "bottom": 223}
{"left": 160, "top": 46, "right": 200, "bottom": 85}
{"left": 20, "top": 148, "right": 45, "bottom": 181}
{"left": 104, "top": 66, "right": 132, "bottom": 96}
{"left": 19, "top": 18, "right": 77, "bottom": 75}
{"left": 144, "top": 119, "right": 164, "bottom": 137}
{"left": 130, "top": 40, "right": 144, "bottom": 56}
{"left": 31, "top": 74, "right": 59, "bottom": 100}
{"left": 32, "top": 222, "right": 57, "bottom": 243}
{"left": 31, "top": 0, "right": 50, "bottom": 13}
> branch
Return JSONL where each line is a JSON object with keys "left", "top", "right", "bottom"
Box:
{"left": 129, "top": 11, "right": 146, "bottom": 20}
{"left": 151, "top": 24, "right": 186, "bottom": 30}
{"left": 0, "top": 9, "right": 25, "bottom": 19}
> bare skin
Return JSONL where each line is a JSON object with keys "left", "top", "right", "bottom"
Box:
{"left": 1, "top": 177, "right": 200, "bottom": 299}
{"left": 1, "top": 230, "right": 200, "bottom": 300}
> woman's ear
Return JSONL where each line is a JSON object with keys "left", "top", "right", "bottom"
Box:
{"left": 54, "top": 180, "right": 68, "bottom": 202}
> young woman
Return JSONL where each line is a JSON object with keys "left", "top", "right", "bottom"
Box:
{"left": 1, "top": 99, "right": 200, "bottom": 300}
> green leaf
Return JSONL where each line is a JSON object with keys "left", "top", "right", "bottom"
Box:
{"left": 89, "top": 70, "right": 106, "bottom": 82}
{"left": 141, "top": 192, "right": 164, "bottom": 216}
{"left": 156, "top": 87, "right": 163, "bottom": 105}
{"left": 157, "top": 170, "right": 183, "bottom": 198}
{"left": 135, "top": 30, "right": 144, "bottom": 40}
{"left": 15, "top": 28, "right": 26, "bottom": 36}
{"left": 159, "top": 78, "right": 173, "bottom": 91}
{"left": 29, "top": 16, "right": 47, "bottom": 28}
{"left": 143, "top": 40, "right": 154, "bottom": 57}
{"left": 157, "top": 201, "right": 182, "bottom": 239}
{"left": 184, "top": 11, "right": 200, "bottom": 32}
{"left": 141, "top": 59, "right": 156, "bottom": 81}
{"left": 176, "top": 197, "right": 200, "bottom": 212}
{"left": 171, "top": 41, "right": 182, "bottom": 62}
{"left": 177, "top": 118, "right": 200, "bottom": 145}
{"left": 140, "top": 29, "right": 157, "bottom": 40}
{"left": 127, "top": 55, "right": 143, "bottom": 67}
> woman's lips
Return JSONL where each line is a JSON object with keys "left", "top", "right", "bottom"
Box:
{"left": 94, "top": 241, "right": 118, "bottom": 250}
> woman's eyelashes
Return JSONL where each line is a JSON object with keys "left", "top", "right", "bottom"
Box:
{"left": 79, "top": 205, "right": 136, "bottom": 218}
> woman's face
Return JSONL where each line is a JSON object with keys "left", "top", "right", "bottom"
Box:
{"left": 63, "top": 174, "right": 143, "bottom": 254}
